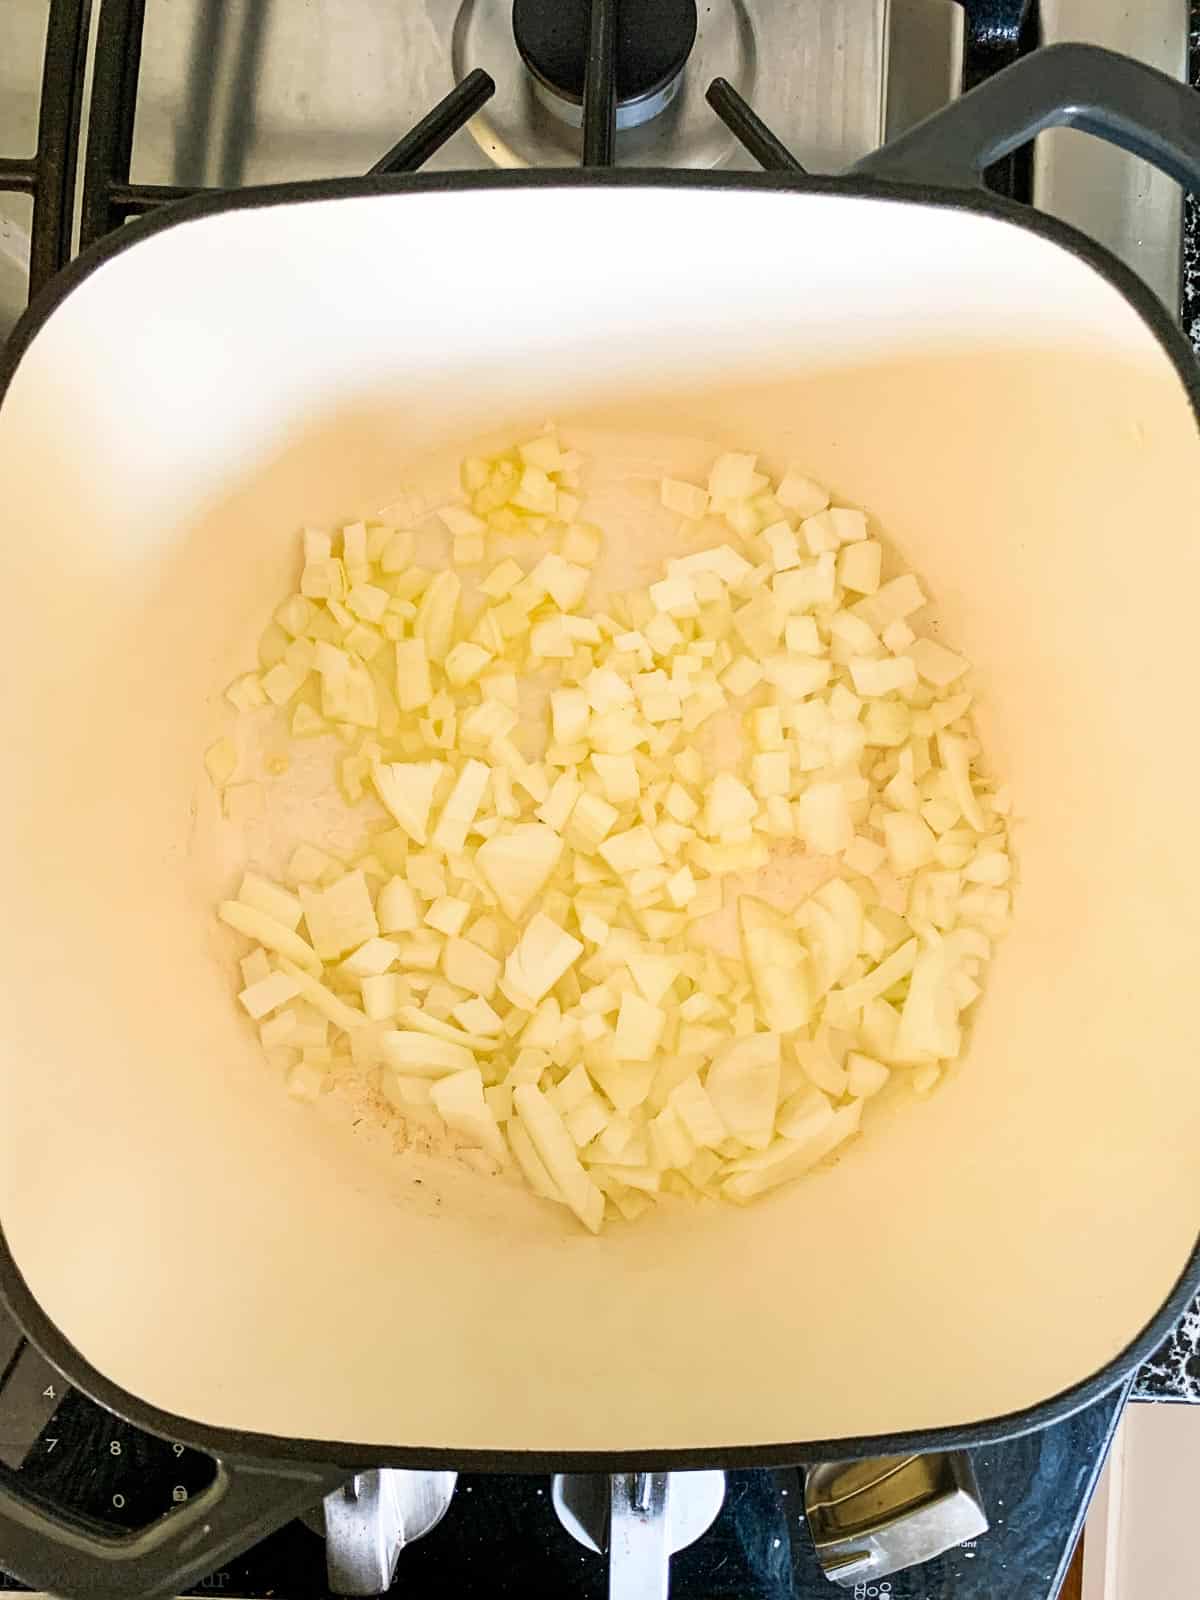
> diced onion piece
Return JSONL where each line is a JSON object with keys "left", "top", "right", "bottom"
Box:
{"left": 459, "top": 997, "right": 503, "bottom": 1035}
{"left": 843, "top": 835, "right": 886, "bottom": 875}
{"left": 599, "top": 826, "right": 663, "bottom": 875}
{"left": 444, "top": 643, "right": 492, "bottom": 688}
{"left": 882, "top": 812, "right": 936, "bottom": 875}
{"left": 300, "top": 870, "right": 379, "bottom": 960}
{"left": 627, "top": 954, "right": 680, "bottom": 1007}
{"left": 773, "top": 556, "right": 836, "bottom": 612}
{"left": 226, "top": 673, "right": 267, "bottom": 712}
{"left": 795, "top": 781, "right": 853, "bottom": 856}
{"left": 804, "top": 878, "right": 863, "bottom": 993}
{"left": 377, "top": 876, "right": 420, "bottom": 933}
{"left": 722, "top": 1102, "right": 861, "bottom": 1201}
{"left": 443, "top": 936, "right": 500, "bottom": 999}
{"left": 668, "top": 1075, "right": 728, "bottom": 1147}
{"left": 507, "top": 1118, "right": 562, "bottom": 1202}
{"left": 513, "top": 465, "right": 557, "bottom": 514}
{"left": 649, "top": 575, "right": 698, "bottom": 617}
{"left": 241, "top": 948, "right": 271, "bottom": 988}
{"left": 384, "top": 1074, "right": 433, "bottom": 1109}
{"left": 218, "top": 901, "right": 322, "bottom": 976}
{"left": 776, "top": 1084, "right": 835, "bottom": 1143}
{"left": 431, "top": 1068, "right": 506, "bottom": 1162}
{"left": 703, "top": 773, "right": 757, "bottom": 838}
{"left": 260, "top": 1010, "right": 297, "bottom": 1050}
{"left": 340, "top": 937, "right": 400, "bottom": 979}
{"left": 395, "top": 1006, "right": 500, "bottom": 1053}
{"left": 238, "top": 871, "right": 303, "bottom": 931}
{"left": 347, "top": 583, "right": 388, "bottom": 623}
{"left": 824, "top": 939, "right": 919, "bottom": 1024}
{"left": 275, "top": 957, "right": 367, "bottom": 1032}
{"left": 238, "top": 973, "right": 302, "bottom": 1020}
{"left": 313, "top": 644, "right": 377, "bottom": 726}
{"left": 513, "top": 1085, "right": 604, "bottom": 1233}
{"left": 738, "top": 897, "right": 812, "bottom": 1033}
{"left": 706, "top": 1034, "right": 781, "bottom": 1151}
{"left": 762, "top": 653, "right": 830, "bottom": 699}
{"left": 846, "top": 1052, "right": 890, "bottom": 1098}
{"left": 381, "top": 1030, "right": 475, "bottom": 1078}
{"left": 372, "top": 760, "right": 442, "bottom": 845}
{"left": 669, "top": 545, "right": 753, "bottom": 586}
{"left": 707, "top": 452, "right": 759, "bottom": 502}
{"left": 854, "top": 574, "right": 926, "bottom": 629}
{"left": 800, "top": 510, "right": 844, "bottom": 554}
{"left": 775, "top": 467, "right": 830, "bottom": 517}
{"left": 838, "top": 540, "right": 882, "bottom": 594}
{"left": 431, "top": 759, "right": 490, "bottom": 855}
{"left": 501, "top": 914, "right": 583, "bottom": 1011}
{"left": 849, "top": 657, "right": 918, "bottom": 698}
{"left": 896, "top": 944, "right": 961, "bottom": 1060}
{"left": 909, "top": 638, "right": 969, "bottom": 687}
{"left": 592, "top": 754, "right": 639, "bottom": 804}
{"left": 937, "top": 732, "right": 987, "bottom": 832}
{"left": 763, "top": 522, "right": 802, "bottom": 573}
{"left": 519, "top": 433, "right": 565, "bottom": 472}
{"left": 438, "top": 504, "right": 486, "bottom": 538}
{"left": 477, "top": 824, "right": 564, "bottom": 922}
{"left": 414, "top": 571, "right": 461, "bottom": 663}
{"left": 361, "top": 973, "right": 403, "bottom": 1021}
{"left": 660, "top": 478, "right": 709, "bottom": 519}
{"left": 537, "top": 772, "right": 581, "bottom": 832}
{"left": 613, "top": 993, "right": 666, "bottom": 1062}
{"left": 395, "top": 638, "right": 433, "bottom": 711}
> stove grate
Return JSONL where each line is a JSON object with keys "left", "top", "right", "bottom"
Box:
{"left": 79, "top": 0, "right": 502, "bottom": 251}
{"left": 0, "top": 0, "right": 91, "bottom": 298}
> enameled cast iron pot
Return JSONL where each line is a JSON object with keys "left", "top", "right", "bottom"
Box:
{"left": 1, "top": 43, "right": 1199, "bottom": 1600}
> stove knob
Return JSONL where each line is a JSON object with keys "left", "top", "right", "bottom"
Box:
{"left": 804, "top": 1450, "right": 988, "bottom": 1586}
{"left": 552, "top": 1470, "right": 725, "bottom": 1599}
{"left": 314, "top": 1469, "right": 456, "bottom": 1596}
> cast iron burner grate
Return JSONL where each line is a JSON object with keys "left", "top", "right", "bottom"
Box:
{"left": 63, "top": 0, "right": 1040, "bottom": 261}
{"left": 76, "top": 0, "right": 498, "bottom": 252}
{"left": 0, "top": 0, "right": 91, "bottom": 300}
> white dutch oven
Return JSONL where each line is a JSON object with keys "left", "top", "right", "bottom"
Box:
{"left": 0, "top": 42, "right": 1198, "bottom": 1600}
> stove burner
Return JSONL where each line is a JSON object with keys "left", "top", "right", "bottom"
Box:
{"left": 512, "top": 0, "right": 699, "bottom": 130}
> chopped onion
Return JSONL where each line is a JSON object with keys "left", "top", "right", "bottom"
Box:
{"left": 211, "top": 431, "right": 1012, "bottom": 1230}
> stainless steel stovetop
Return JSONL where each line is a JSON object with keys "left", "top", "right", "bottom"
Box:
{"left": 0, "top": 0, "right": 1190, "bottom": 345}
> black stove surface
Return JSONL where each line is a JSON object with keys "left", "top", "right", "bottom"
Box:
{"left": 186, "top": 1394, "right": 1123, "bottom": 1599}
{"left": 0, "top": 1382, "right": 1126, "bottom": 1598}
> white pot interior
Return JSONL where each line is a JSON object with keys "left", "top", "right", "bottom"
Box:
{"left": 0, "top": 184, "right": 1197, "bottom": 1456}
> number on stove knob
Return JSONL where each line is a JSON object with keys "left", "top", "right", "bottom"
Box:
{"left": 109, "top": 1440, "right": 122, "bottom": 1456}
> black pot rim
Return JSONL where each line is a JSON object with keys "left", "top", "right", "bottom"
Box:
{"left": 1, "top": 164, "right": 1197, "bottom": 1473}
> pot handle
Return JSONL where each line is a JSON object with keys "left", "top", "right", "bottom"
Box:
{"left": 0, "top": 1449, "right": 351, "bottom": 1600}
{"left": 854, "top": 42, "right": 1200, "bottom": 193}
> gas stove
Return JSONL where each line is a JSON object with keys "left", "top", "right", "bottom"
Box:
{"left": 0, "top": 1277, "right": 1130, "bottom": 1599}
{"left": 0, "top": 2, "right": 1197, "bottom": 1596}
{"left": 0, "top": 0, "right": 1192, "bottom": 334}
